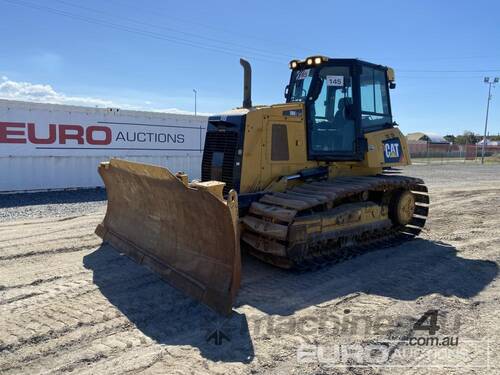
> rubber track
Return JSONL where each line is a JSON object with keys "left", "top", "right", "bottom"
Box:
{"left": 242, "top": 174, "right": 429, "bottom": 270}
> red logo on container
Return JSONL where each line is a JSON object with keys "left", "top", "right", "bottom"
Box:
{"left": 0, "top": 122, "right": 112, "bottom": 145}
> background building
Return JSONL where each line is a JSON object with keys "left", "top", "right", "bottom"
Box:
{"left": 406, "top": 132, "right": 448, "bottom": 144}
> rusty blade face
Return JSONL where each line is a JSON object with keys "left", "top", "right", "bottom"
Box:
{"left": 95, "top": 158, "right": 241, "bottom": 315}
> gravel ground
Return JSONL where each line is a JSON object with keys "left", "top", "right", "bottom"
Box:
{"left": 403, "top": 163, "right": 500, "bottom": 187}
{"left": 0, "top": 189, "right": 106, "bottom": 222}
{"left": 0, "top": 163, "right": 499, "bottom": 374}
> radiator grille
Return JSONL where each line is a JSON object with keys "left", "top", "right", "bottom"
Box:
{"left": 201, "top": 131, "right": 239, "bottom": 195}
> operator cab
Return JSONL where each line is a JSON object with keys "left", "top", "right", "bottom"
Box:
{"left": 285, "top": 57, "right": 396, "bottom": 161}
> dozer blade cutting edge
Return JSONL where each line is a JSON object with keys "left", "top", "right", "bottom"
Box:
{"left": 95, "top": 158, "right": 241, "bottom": 315}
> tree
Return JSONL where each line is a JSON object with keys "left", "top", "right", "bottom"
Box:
{"left": 443, "top": 134, "right": 456, "bottom": 143}
{"left": 455, "top": 131, "right": 479, "bottom": 145}
{"left": 490, "top": 135, "right": 500, "bottom": 141}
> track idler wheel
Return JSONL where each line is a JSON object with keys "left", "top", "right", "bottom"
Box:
{"left": 389, "top": 190, "right": 416, "bottom": 226}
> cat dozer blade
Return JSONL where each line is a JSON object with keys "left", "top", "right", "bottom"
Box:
{"left": 95, "top": 158, "right": 241, "bottom": 316}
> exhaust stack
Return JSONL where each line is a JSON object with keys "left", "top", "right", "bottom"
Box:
{"left": 239, "top": 58, "right": 252, "bottom": 109}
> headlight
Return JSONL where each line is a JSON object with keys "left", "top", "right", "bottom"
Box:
{"left": 289, "top": 60, "right": 299, "bottom": 69}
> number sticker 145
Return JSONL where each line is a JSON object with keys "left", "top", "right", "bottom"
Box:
{"left": 326, "top": 75, "right": 344, "bottom": 87}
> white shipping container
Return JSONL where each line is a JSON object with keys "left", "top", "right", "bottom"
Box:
{"left": 0, "top": 99, "right": 207, "bottom": 192}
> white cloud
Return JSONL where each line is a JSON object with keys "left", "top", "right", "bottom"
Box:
{"left": 0, "top": 77, "right": 115, "bottom": 107}
{"left": 0, "top": 77, "right": 212, "bottom": 115}
{"left": 151, "top": 107, "right": 212, "bottom": 116}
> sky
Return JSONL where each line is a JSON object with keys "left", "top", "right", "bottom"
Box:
{"left": 0, "top": 0, "right": 499, "bottom": 136}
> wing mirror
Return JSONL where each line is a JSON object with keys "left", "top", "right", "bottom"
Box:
{"left": 284, "top": 85, "right": 289, "bottom": 98}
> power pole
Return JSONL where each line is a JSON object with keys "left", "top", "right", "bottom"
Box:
{"left": 193, "top": 89, "right": 197, "bottom": 116}
{"left": 482, "top": 77, "right": 498, "bottom": 164}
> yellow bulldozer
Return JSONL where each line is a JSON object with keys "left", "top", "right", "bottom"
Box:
{"left": 95, "top": 56, "right": 429, "bottom": 315}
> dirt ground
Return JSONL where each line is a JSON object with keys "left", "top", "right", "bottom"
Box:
{"left": 1, "top": 163, "right": 499, "bottom": 374}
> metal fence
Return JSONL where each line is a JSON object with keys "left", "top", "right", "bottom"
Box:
{"left": 408, "top": 142, "right": 500, "bottom": 163}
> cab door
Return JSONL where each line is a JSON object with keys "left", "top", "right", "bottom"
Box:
{"left": 306, "top": 63, "right": 363, "bottom": 161}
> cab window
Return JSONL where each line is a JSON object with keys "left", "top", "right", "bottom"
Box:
{"left": 289, "top": 69, "right": 313, "bottom": 102}
{"left": 360, "top": 66, "right": 391, "bottom": 130}
{"left": 309, "top": 66, "right": 355, "bottom": 154}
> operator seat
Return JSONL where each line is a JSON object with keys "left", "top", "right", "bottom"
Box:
{"left": 333, "top": 97, "right": 354, "bottom": 150}
{"left": 334, "top": 97, "right": 352, "bottom": 124}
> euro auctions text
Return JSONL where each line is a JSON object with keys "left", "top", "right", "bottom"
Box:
{"left": 0, "top": 102, "right": 206, "bottom": 157}
{"left": 0, "top": 121, "right": 188, "bottom": 147}
{"left": 297, "top": 340, "right": 491, "bottom": 368}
